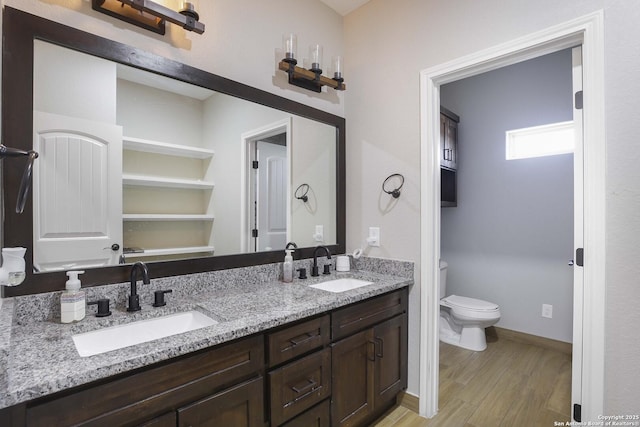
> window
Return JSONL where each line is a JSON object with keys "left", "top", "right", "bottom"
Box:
{"left": 505, "top": 121, "right": 575, "bottom": 160}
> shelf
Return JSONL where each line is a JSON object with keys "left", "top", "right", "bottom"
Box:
{"left": 123, "top": 136, "right": 214, "bottom": 159}
{"left": 122, "top": 174, "right": 215, "bottom": 190}
{"left": 123, "top": 246, "right": 215, "bottom": 258}
{"left": 123, "top": 214, "right": 215, "bottom": 221}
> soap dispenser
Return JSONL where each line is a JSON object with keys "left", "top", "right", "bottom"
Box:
{"left": 61, "top": 270, "right": 86, "bottom": 323}
{"left": 282, "top": 249, "right": 294, "bottom": 283}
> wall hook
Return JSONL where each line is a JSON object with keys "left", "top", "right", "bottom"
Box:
{"left": 295, "top": 183, "right": 310, "bottom": 202}
{"left": 382, "top": 173, "right": 404, "bottom": 198}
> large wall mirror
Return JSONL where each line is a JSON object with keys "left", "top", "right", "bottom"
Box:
{"left": 1, "top": 7, "right": 345, "bottom": 297}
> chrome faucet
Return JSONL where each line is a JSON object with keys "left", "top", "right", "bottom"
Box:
{"left": 127, "top": 261, "right": 150, "bottom": 312}
{"left": 311, "top": 246, "right": 332, "bottom": 277}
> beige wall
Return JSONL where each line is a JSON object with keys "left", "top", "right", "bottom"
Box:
{"left": 2, "top": 0, "right": 344, "bottom": 116}
{"left": 344, "top": 0, "right": 640, "bottom": 414}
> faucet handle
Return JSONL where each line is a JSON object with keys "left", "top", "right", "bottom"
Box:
{"left": 153, "top": 289, "right": 173, "bottom": 307}
{"left": 88, "top": 298, "right": 112, "bottom": 317}
{"left": 297, "top": 268, "right": 307, "bottom": 279}
{"left": 323, "top": 264, "right": 331, "bottom": 275}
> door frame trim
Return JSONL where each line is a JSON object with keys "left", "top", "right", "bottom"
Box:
{"left": 418, "top": 11, "right": 605, "bottom": 420}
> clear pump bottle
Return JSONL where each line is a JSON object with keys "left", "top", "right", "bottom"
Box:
{"left": 282, "top": 249, "right": 294, "bottom": 283}
{"left": 61, "top": 270, "right": 86, "bottom": 323}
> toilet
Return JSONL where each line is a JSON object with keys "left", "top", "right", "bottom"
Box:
{"left": 439, "top": 260, "right": 501, "bottom": 351}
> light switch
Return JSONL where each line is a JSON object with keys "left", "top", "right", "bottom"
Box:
{"left": 367, "top": 227, "right": 380, "bottom": 247}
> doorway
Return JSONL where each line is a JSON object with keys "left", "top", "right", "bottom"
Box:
{"left": 419, "top": 12, "right": 605, "bottom": 421}
{"left": 437, "top": 47, "right": 575, "bottom": 423}
{"left": 249, "top": 135, "right": 287, "bottom": 252}
{"left": 240, "top": 118, "right": 291, "bottom": 253}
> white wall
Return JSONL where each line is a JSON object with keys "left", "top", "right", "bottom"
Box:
{"left": 291, "top": 116, "right": 337, "bottom": 247}
{"left": 33, "top": 40, "right": 116, "bottom": 122}
{"left": 440, "top": 49, "right": 574, "bottom": 342}
{"left": 344, "top": 0, "right": 640, "bottom": 413}
{"left": 203, "top": 93, "right": 289, "bottom": 255}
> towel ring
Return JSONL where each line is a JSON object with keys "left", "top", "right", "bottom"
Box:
{"left": 382, "top": 173, "right": 404, "bottom": 199}
{"left": 294, "top": 183, "right": 310, "bottom": 202}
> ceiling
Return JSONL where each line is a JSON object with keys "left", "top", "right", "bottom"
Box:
{"left": 319, "top": 0, "right": 371, "bottom": 16}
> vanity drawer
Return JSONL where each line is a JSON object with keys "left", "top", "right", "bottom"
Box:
{"left": 331, "top": 289, "right": 407, "bottom": 341}
{"left": 269, "top": 348, "right": 331, "bottom": 426}
{"left": 280, "top": 399, "right": 330, "bottom": 427}
{"left": 177, "top": 376, "right": 264, "bottom": 427}
{"left": 26, "top": 335, "right": 264, "bottom": 427}
{"left": 267, "top": 315, "right": 330, "bottom": 367}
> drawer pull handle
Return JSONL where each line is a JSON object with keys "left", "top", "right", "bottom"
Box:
{"left": 375, "top": 337, "right": 384, "bottom": 358}
{"left": 289, "top": 332, "right": 316, "bottom": 347}
{"left": 367, "top": 340, "right": 376, "bottom": 362}
{"left": 291, "top": 378, "right": 317, "bottom": 394}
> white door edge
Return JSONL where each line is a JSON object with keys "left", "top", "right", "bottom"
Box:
{"left": 571, "top": 45, "right": 585, "bottom": 417}
{"left": 418, "top": 10, "right": 605, "bottom": 420}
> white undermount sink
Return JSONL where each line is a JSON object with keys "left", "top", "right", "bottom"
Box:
{"left": 72, "top": 310, "right": 218, "bottom": 357}
{"left": 309, "top": 278, "right": 374, "bottom": 293}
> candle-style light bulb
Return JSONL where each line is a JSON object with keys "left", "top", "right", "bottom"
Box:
{"left": 180, "top": 1, "right": 200, "bottom": 20}
{"left": 309, "top": 44, "right": 323, "bottom": 73}
{"left": 333, "top": 56, "right": 343, "bottom": 80}
{"left": 283, "top": 33, "right": 298, "bottom": 63}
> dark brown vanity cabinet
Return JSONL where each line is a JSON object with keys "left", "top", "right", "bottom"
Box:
{"left": 20, "top": 334, "right": 265, "bottom": 427}
{"left": 0, "top": 289, "right": 409, "bottom": 427}
{"left": 440, "top": 107, "right": 460, "bottom": 207}
{"left": 330, "top": 289, "right": 408, "bottom": 427}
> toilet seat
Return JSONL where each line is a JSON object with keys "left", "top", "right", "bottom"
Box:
{"left": 441, "top": 295, "right": 500, "bottom": 320}
{"left": 442, "top": 295, "right": 499, "bottom": 311}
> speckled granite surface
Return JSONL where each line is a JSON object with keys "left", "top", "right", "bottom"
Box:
{"left": 0, "top": 256, "right": 413, "bottom": 409}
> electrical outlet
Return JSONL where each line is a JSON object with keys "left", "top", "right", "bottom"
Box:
{"left": 314, "top": 225, "right": 324, "bottom": 242}
{"left": 542, "top": 304, "right": 553, "bottom": 319}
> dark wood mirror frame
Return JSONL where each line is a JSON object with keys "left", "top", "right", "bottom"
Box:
{"left": 1, "top": 7, "right": 345, "bottom": 297}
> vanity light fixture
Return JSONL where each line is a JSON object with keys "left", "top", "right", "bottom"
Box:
{"left": 279, "top": 33, "right": 346, "bottom": 92}
{"left": 92, "top": 0, "right": 205, "bottom": 35}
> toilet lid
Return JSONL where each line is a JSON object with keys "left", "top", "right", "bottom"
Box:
{"left": 443, "top": 295, "right": 499, "bottom": 311}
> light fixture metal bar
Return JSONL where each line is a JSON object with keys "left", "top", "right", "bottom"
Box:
{"left": 93, "top": 0, "right": 204, "bottom": 34}
{"left": 278, "top": 61, "right": 346, "bottom": 91}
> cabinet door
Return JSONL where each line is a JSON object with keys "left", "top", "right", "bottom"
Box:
{"left": 177, "top": 376, "right": 264, "bottom": 427}
{"left": 440, "top": 114, "right": 458, "bottom": 170}
{"left": 373, "top": 314, "right": 408, "bottom": 408}
{"left": 440, "top": 113, "right": 448, "bottom": 168}
{"left": 331, "top": 329, "right": 374, "bottom": 427}
{"left": 445, "top": 116, "right": 458, "bottom": 170}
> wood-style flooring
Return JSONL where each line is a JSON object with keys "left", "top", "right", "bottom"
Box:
{"left": 373, "top": 334, "right": 572, "bottom": 427}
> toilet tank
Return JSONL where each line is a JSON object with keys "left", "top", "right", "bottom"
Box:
{"left": 439, "top": 260, "right": 448, "bottom": 299}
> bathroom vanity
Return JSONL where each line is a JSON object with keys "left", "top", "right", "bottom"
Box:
{"left": 0, "top": 262, "right": 411, "bottom": 427}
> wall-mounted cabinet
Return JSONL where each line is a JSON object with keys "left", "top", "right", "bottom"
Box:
{"left": 441, "top": 107, "right": 459, "bottom": 207}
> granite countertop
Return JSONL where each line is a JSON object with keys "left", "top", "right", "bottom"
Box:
{"left": 0, "top": 266, "right": 412, "bottom": 409}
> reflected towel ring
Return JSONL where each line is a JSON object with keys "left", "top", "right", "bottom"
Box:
{"left": 295, "top": 183, "right": 310, "bottom": 202}
{"left": 382, "top": 173, "right": 404, "bottom": 199}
